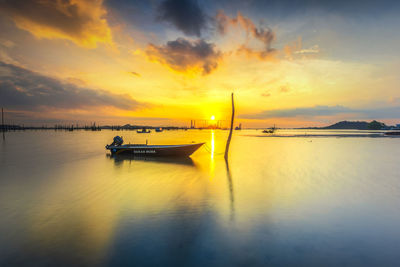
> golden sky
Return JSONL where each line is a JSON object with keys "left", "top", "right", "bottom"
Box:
{"left": 0, "top": 0, "right": 400, "bottom": 127}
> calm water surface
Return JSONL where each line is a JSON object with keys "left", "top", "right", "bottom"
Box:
{"left": 1, "top": 129, "right": 400, "bottom": 266}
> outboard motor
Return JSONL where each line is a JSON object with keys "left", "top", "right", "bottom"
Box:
{"left": 106, "top": 136, "right": 123, "bottom": 149}
{"left": 113, "top": 136, "right": 124, "bottom": 146}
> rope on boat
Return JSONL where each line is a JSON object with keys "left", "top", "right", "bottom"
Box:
{"left": 203, "top": 142, "right": 225, "bottom": 156}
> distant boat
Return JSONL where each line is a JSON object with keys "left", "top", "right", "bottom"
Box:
{"left": 385, "top": 131, "right": 400, "bottom": 136}
{"left": 235, "top": 123, "right": 242, "bottom": 130}
{"left": 137, "top": 128, "right": 151, "bottom": 133}
{"left": 106, "top": 136, "right": 204, "bottom": 157}
{"left": 262, "top": 125, "right": 276, "bottom": 134}
{"left": 155, "top": 128, "right": 163, "bottom": 132}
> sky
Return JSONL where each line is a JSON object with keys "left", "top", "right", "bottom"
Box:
{"left": 0, "top": 0, "right": 400, "bottom": 127}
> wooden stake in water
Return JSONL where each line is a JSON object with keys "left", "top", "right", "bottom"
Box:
{"left": 2, "top": 107, "right": 4, "bottom": 140}
{"left": 224, "top": 93, "right": 235, "bottom": 160}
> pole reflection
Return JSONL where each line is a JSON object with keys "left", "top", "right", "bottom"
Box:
{"left": 211, "top": 130, "right": 215, "bottom": 159}
{"left": 225, "top": 158, "right": 235, "bottom": 222}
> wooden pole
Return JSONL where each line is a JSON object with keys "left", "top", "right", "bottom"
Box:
{"left": 224, "top": 93, "right": 235, "bottom": 160}
{"left": 2, "top": 107, "right": 4, "bottom": 140}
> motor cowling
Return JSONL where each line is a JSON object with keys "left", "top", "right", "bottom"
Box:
{"left": 110, "top": 135, "right": 124, "bottom": 146}
{"left": 106, "top": 136, "right": 124, "bottom": 149}
{"left": 113, "top": 136, "right": 123, "bottom": 146}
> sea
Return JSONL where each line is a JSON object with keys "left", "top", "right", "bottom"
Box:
{"left": 1, "top": 129, "right": 400, "bottom": 266}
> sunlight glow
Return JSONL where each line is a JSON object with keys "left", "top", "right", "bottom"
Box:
{"left": 211, "top": 115, "right": 215, "bottom": 121}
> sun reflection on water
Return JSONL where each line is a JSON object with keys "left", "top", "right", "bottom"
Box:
{"left": 211, "top": 130, "right": 215, "bottom": 159}
{"left": 209, "top": 130, "right": 215, "bottom": 179}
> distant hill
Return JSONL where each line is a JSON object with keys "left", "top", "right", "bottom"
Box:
{"left": 322, "top": 121, "right": 370, "bottom": 130}
{"left": 302, "top": 120, "right": 386, "bottom": 130}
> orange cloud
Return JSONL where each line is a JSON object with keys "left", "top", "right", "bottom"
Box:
{"left": 216, "top": 10, "right": 276, "bottom": 60}
{"left": 280, "top": 84, "right": 290, "bottom": 93}
{"left": 0, "top": 0, "right": 112, "bottom": 48}
{"left": 261, "top": 92, "right": 271, "bottom": 97}
{"left": 237, "top": 44, "right": 278, "bottom": 61}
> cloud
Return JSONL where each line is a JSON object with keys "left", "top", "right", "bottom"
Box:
{"left": 215, "top": 10, "right": 276, "bottom": 60}
{"left": 0, "top": 61, "right": 144, "bottom": 110}
{"left": 146, "top": 38, "right": 222, "bottom": 75}
{"left": 0, "top": 49, "right": 19, "bottom": 65}
{"left": 294, "top": 45, "right": 320, "bottom": 55}
{"left": 0, "top": 109, "right": 171, "bottom": 125}
{"left": 280, "top": 85, "right": 290, "bottom": 93}
{"left": 0, "top": 0, "right": 112, "bottom": 48}
{"left": 241, "top": 105, "right": 400, "bottom": 120}
{"left": 261, "top": 92, "right": 271, "bottom": 97}
{"left": 360, "top": 106, "right": 400, "bottom": 119}
{"left": 241, "top": 105, "right": 353, "bottom": 119}
{"left": 130, "top": 71, "right": 141, "bottom": 77}
{"left": 157, "top": 0, "right": 207, "bottom": 37}
{"left": 0, "top": 38, "right": 18, "bottom": 65}
{"left": 284, "top": 37, "right": 320, "bottom": 60}
{"left": 237, "top": 44, "right": 277, "bottom": 60}
{"left": 0, "top": 38, "right": 15, "bottom": 48}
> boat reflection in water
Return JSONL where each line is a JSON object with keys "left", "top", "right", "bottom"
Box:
{"left": 107, "top": 154, "right": 197, "bottom": 167}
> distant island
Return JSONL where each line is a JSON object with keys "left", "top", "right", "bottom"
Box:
{"left": 302, "top": 120, "right": 397, "bottom": 130}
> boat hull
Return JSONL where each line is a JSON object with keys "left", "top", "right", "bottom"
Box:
{"left": 385, "top": 131, "right": 400, "bottom": 136}
{"left": 107, "top": 143, "right": 204, "bottom": 157}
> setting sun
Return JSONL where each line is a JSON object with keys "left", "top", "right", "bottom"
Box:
{"left": 211, "top": 115, "right": 215, "bottom": 121}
